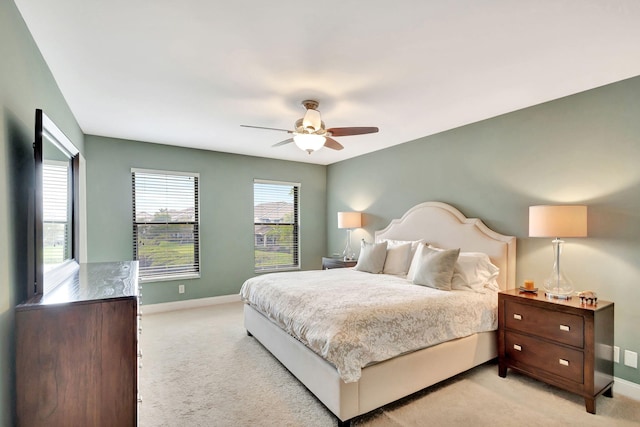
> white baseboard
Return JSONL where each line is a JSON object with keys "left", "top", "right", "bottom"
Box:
{"left": 143, "top": 294, "right": 241, "bottom": 314}
{"left": 614, "top": 376, "right": 640, "bottom": 401}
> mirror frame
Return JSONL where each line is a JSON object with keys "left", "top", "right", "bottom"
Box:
{"left": 33, "top": 109, "right": 80, "bottom": 298}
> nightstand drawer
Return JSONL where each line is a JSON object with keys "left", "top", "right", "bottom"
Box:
{"left": 506, "top": 331, "right": 584, "bottom": 383}
{"left": 505, "top": 301, "right": 584, "bottom": 348}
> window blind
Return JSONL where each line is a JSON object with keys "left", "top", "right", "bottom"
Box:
{"left": 254, "top": 180, "right": 300, "bottom": 271}
{"left": 132, "top": 170, "right": 200, "bottom": 280}
{"left": 42, "top": 161, "right": 71, "bottom": 265}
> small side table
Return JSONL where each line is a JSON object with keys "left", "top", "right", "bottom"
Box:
{"left": 498, "top": 288, "right": 614, "bottom": 414}
{"left": 322, "top": 257, "right": 357, "bottom": 270}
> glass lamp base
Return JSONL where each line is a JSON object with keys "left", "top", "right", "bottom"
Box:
{"left": 342, "top": 229, "right": 356, "bottom": 261}
{"left": 342, "top": 252, "right": 355, "bottom": 261}
{"left": 544, "top": 290, "right": 573, "bottom": 300}
{"left": 543, "top": 238, "right": 575, "bottom": 299}
{"left": 543, "top": 275, "right": 574, "bottom": 299}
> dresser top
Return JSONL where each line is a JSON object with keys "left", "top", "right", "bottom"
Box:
{"left": 18, "top": 261, "right": 139, "bottom": 308}
{"left": 500, "top": 288, "right": 613, "bottom": 312}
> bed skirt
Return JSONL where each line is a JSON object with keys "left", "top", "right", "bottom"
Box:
{"left": 244, "top": 303, "right": 498, "bottom": 423}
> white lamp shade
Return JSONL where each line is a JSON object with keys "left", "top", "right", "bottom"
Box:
{"left": 337, "top": 211, "right": 362, "bottom": 229}
{"left": 529, "top": 205, "right": 587, "bottom": 237}
{"left": 293, "top": 134, "right": 326, "bottom": 152}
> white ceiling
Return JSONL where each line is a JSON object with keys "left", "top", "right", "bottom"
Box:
{"left": 15, "top": 0, "right": 640, "bottom": 165}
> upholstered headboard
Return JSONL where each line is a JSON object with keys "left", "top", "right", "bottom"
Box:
{"left": 375, "top": 202, "right": 516, "bottom": 290}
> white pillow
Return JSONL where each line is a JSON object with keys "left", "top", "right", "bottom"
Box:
{"left": 354, "top": 240, "right": 388, "bottom": 274}
{"left": 412, "top": 246, "right": 460, "bottom": 291}
{"left": 451, "top": 252, "right": 500, "bottom": 292}
{"left": 407, "top": 242, "right": 427, "bottom": 280}
{"left": 381, "top": 239, "right": 425, "bottom": 259}
{"left": 427, "top": 246, "right": 501, "bottom": 292}
{"left": 382, "top": 242, "right": 412, "bottom": 275}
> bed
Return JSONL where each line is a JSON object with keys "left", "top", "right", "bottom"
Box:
{"left": 241, "top": 201, "right": 516, "bottom": 426}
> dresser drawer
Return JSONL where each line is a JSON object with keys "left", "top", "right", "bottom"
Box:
{"left": 506, "top": 331, "right": 584, "bottom": 383}
{"left": 505, "top": 300, "right": 584, "bottom": 348}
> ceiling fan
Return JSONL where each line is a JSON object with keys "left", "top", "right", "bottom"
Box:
{"left": 241, "top": 100, "right": 379, "bottom": 154}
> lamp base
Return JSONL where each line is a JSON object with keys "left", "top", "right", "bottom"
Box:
{"left": 342, "top": 229, "right": 356, "bottom": 261}
{"left": 544, "top": 291, "right": 572, "bottom": 300}
{"left": 543, "top": 278, "right": 574, "bottom": 299}
{"left": 542, "top": 238, "right": 575, "bottom": 300}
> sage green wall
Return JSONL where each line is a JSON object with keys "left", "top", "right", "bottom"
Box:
{"left": 85, "top": 135, "right": 327, "bottom": 304}
{"left": 327, "top": 76, "right": 640, "bottom": 385}
{"left": 0, "top": 1, "right": 84, "bottom": 425}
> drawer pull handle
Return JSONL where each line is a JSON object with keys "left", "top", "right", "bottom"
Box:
{"left": 559, "top": 325, "right": 570, "bottom": 331}
{"left": 513, "top": 314, "right": 522, "bottom": 320}
{"left": 559, "top": 359, "right": 569, "bottom": 366}
{"left": 513, "top": 344, "right": 522, "bottom": 351}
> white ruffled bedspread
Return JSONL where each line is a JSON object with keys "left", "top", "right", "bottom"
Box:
{"left": 240, "top": 268, "right": 498, "bottom": 383}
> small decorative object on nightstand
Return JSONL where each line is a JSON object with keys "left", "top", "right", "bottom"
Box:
{"left": 518, "top": 280, "right": 538, "bottom": 293}
{"left": 498, "top": 289, "right": 614, "bottom": 414}
{"left": 578, "top": 290, "right": 598, "bottom": 305}
{"left": 322, "top": 257, "right": 357, "bottom": 270}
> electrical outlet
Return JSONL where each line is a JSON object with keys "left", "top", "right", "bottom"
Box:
{"left": 178, "top": 284, "right": 185, "bottom": 294}
{"left": 624, "top": 350, "right": 638, "bottom": 369}
{"left": 614, "top": 346, "right": 620, "bottom": 363}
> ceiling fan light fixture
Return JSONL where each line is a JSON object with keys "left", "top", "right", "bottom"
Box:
{"left": 302, "top": 108, "right": 322, "bottom": 132}
{"left": 293, "top": 133, "right": 326, "bottom": 153}
{"left": 241, "top": 99, "right": 377, "bottom": 154}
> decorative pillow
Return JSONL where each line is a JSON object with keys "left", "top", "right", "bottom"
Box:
{"left": 382, "top": 242, "right": 412, "bottom": 275}
{"left": 451, "top": 252, "right": 500, "bottom": 292}
{"left": 406, "top": 242, "right": 427, "bottom": 280}
{"left": 412, "top": 246, "right": 460, "bottom": 291}
{"left": 354, "top": 240, "right": 388, "bottom": 274}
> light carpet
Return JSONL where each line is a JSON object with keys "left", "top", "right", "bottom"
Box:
{"left": 139, "top": 302, "right": 640, "bottom": 426}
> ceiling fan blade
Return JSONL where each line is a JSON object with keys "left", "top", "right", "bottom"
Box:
{"left": 327, "top": 127, "right": 379, "bottom": 137}
{"left": 324, "top": 137, "right": 344, "bottom": 151}
{"left": 241, "top": 124, "right": 293, "bottom": 133}
{"left": 272, "top": 138, "right": 294, "bottom": 147}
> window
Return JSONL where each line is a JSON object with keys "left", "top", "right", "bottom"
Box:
{"left": 132, "top": 169, "right": 199, "bottom": 281}
{"left": 254, "top": 180, "right": 299, "bottom": 272}
{"left": 42, "top": 160, "right": 72, "bottom": 268}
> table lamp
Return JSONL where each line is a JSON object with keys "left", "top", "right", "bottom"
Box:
{"left": 337, "top": 212, "right": 362, "bottom": 261}
{"left": 529, "top": 205, "right": 587, "bottom": 299}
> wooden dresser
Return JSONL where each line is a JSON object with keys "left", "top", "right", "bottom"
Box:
{"left": 498, "top": 289, "right": 614, "bottom": 414}
{"left": 16, "top": 261, "right": 140, "bottom": 427}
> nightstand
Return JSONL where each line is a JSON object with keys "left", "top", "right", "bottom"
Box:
{"left": 322, "top": 257, "right": 357, "bottom": 270}
{"left": 498, "top": 289, "right": 614, "bottom": 414}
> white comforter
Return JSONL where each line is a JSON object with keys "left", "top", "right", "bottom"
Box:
{"left": 240, "top": 268, "right": 498, "bottom": 383}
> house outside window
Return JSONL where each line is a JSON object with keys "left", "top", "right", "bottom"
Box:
{"left": 254, "top": 180, "right": 300, "bottom": 272}
{"left": 132, "top": 169, "right": 200, "bottom": 281}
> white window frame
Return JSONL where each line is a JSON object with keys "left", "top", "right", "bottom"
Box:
{"left": 132, "top": 168, "right": 200, "bottom": 282}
